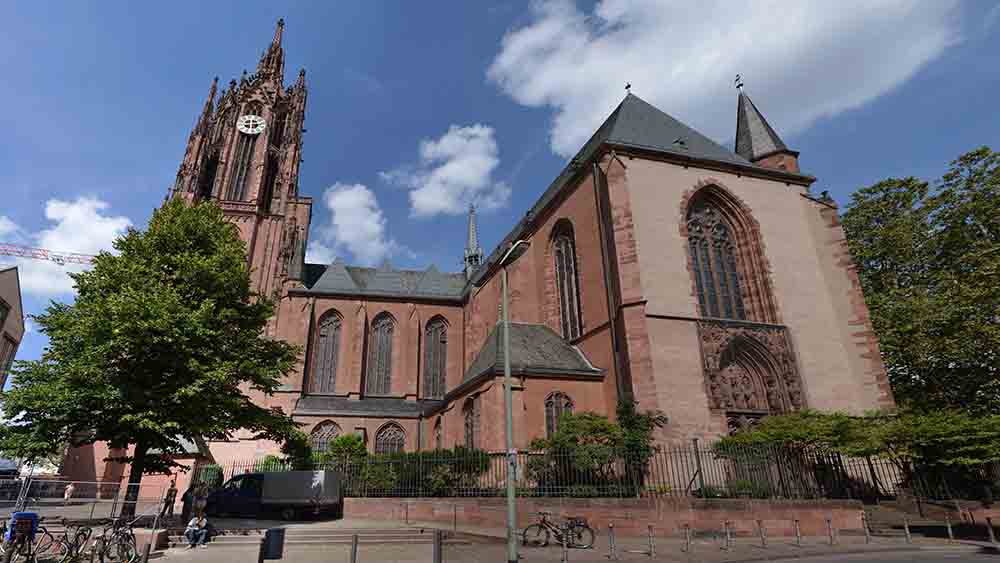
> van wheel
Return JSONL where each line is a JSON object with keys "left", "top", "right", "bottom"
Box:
{"left": 280, "top": 508, "right": 297, "bottom": 521}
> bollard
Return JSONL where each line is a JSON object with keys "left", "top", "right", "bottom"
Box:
{"left": 453, "top": 505, "right": 457, "bottom": 532}
{"left": 647, "top": 525, "right": 656, "bottom": 558}
{"left": 561, "top": 523, "right": 570, "bottom": 563}
{"left": 350, "top": 533, "right": 359, "bottom": 563}
{"left": 140, "top": 543, "right": 152, "bottom": 563}
{"left": 723, "top": 521, "right": 732, "bottom": 551}
{"left": 903, "top": 516, "right": 912, "bottom": 544}
{"left": 607, "top": 523, "right": 618, "bottom": 560}
{"left": 862, "top": 512, "right": 871, "bottom": 544}
{"left": 987, "top": 517, "right": 998, "bottom": 546}
{"left": 945, "top": 514, "right": 954, "bottom": 543}
{"left": 826, "top": 517, "right": 836, "bottom": 546}
{"left": 757, "top": 519, "right": 767, "bottom": 548}
{"left": 432, "top": 529, "right": 442, "bottom": 563}
{"left": 405, "top": 502, "right": 409, "bottom": 525}
{"left": 794, "top": 519, "right": 802, "bottom": 547}
{"left": 682, "top": 523, "right": 691, "bottom": 554}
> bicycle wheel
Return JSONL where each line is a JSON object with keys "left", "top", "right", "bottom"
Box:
{"left": 569, "top": 524, "right": 595, "bottom": 549}
{"left": 33, "top": 529, "right": 59, "bottom": 560}
{"left": 521, "top": 524, "right": 549, "bottom": 547}
{"left": 106, "top": 538, "right": 137, "bottom": 563}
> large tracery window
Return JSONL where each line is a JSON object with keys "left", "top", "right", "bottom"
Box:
{"left": 226, "top": 132, "right": 257, "bottom": 201}
{"left": 309, "top": 421, "right": 341, "bottom": 453}
{"left": 374, "top": 422, "right": 405, "bottom": 454}
{"left": 423, "top": 318, "right": 448, "bottom": 399}
{"left": 463, "top": 397, "right": 479, "bottom": 450}
{"left": 687, "top": 200, "right": 747, "bottom": 320}
{"left": 365, "top": 313, "right": 394, "bottom": 396}
{"left": 553, "top": 223, "right": 583, "bottom": 340}
{"left": 545, "top": 392, "right": 574, "bottom": 438}
{"left": 310, "top": 311, "right": 341, "bottom": 394}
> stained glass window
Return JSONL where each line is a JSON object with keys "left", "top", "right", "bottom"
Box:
{"left": 309, "top": 421, "right": 341, "bottom": 453}
{"left": 310, "top": 311, "right": 341, "bottom": 394}
{"left": 374, "top": 423, "right": 405, "bottom": 454}
{"left": 687, "top": 202, "right": 746, "bottom": 320}
{"left": 545, "top": 392, "right": 573, "bottom": 438}
{"left": 423, "top": 318, "right": 448, "bottom": 399}
{"left": 553, "top": 225, "right": 582, "bottom": 339}
{"left": 365, "top": 314, "right": 394, "bottom": 395}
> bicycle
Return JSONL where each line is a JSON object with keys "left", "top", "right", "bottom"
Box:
{"left": 522, "top": 511, "right": 595, "bottom": 549}
{"left": 54, "top": 520, "right": 92, "bottom": 563}
{"left": 0, "top": 515, "right": 61, "bottom": 563}
{"left": 90, "top": 518, "right": 137, "bottom": 563}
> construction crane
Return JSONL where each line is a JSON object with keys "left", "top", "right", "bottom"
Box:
{"left": 0, "top": 242, "right": 95, "bottom": 266}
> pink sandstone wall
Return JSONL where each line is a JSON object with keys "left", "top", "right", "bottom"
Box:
{"left": 618, "top": 156, "right": 890, "bottom": 441}
{"left": 345, "top": 496, "right": 864, "bottom": 537}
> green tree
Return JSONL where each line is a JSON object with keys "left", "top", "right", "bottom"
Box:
{"left": 842, "top": 147, "right": 1000, "bottom": 414}
{"left": 0, "top": 199, "right": 301, "bottom": 512}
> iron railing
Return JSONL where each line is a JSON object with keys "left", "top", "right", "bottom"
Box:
{"left": 194, "top": 444, "right": 1000, "bottom": 502}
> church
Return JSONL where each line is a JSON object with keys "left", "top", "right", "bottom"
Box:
{"left": 89, "top": 19, "right": 897, "bottom": 469}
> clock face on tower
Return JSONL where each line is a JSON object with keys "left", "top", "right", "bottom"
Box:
{"left": 237, "top": 114, "right": 266, "bottom": 135}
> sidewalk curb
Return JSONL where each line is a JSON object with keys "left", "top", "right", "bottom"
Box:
{"left": 722, "top": 543, "right": 991, "bottom": 563}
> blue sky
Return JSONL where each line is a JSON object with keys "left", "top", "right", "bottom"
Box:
{"left": 2, "top": 1, "right": 998, "bottom": 370}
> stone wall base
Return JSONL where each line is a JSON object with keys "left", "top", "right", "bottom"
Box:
{"left": 344, "top": 497, "right": 863, "bottom": 537}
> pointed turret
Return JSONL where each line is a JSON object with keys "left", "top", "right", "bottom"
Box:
{"left": 196, "top": 77, "right": 218, "bottom": 132}
{"left": 735, "top": 87, "right": 800, "bottom": 173}
{"left": 464, "top": 204, "right": 484, "bottom": 279}
{"left": 257, "top": 18, "right": 285, "bottom": 79}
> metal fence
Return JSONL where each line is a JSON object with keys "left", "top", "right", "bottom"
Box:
{"left": 0, "top": 478, "right": 165, "bottom": 520}
{"left": 196, "top": 444, "right": 1000, "bottom": 503}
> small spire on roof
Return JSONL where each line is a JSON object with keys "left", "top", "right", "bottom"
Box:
{"left": 464, "top": 204, "right": 484, "bottom": 279}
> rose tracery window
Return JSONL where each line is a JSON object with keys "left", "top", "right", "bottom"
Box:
{"left": 545, "top": 392, "right": 573, "bottom": 438}
{"left": 310, "top": 311, "right": 341, "bottom": 394}
{"left": 374, "top": 422, "right": 405, "bottom": 454}
{"left": 365, "top": 313, "right": 394, "bottom": 395}
{"left": 553, "top": 223, "right": 583, "bottom": 340}
{"left": 687, "top": 202, "right": 746, "bottom": 320}
{"left": 423, "top": 318, "right": 448, "bottom": 399}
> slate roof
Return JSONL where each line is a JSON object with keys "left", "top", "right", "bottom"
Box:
{"left": 735, "top": 91, "right": 792, "bottom": 161}
{"left": 298, "top": 260, "right": 466, "bottom": 301}
{"left": 149, "top": 436, "right": 208, "bottom": 457}
{"left": 293, "top": 396, "right": 443, "bottom": 418}
{"left": 464, "top": 323, "right": 602, "bottom": 382}
{"left": 468, "top": 93, "right": 813, "bottom": 288}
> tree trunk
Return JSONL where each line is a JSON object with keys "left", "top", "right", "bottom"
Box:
{"left": 120, "top": 442, "right": 148, "bottom": 519}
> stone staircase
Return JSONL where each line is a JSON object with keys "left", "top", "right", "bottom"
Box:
{"left": 167, "top": 527, "right": 476, "bottom": 549}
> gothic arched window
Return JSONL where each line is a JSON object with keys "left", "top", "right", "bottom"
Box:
{"left": 374, "top": 422, "right": 405, "bottom": 455}
{"left": 309, "top": 421, "right": 341, "bottom": 453}
{"left": 553, "top": 222, "right": 582, "bottom": 340}
{"left": 687, "top": 200, "right": 747, "bottom": 320}
{"left": 310, "top": 311, "right": 341, "bottom": 394}
{"left": 365, "top": 313, "right": 394, "bottom": 396}
{"left": 226, "top": 132, "right": 257, "bottom": 201}
{"left": 423, "top": 318, "right": 448, "bottom": 399}
{"left": 433, "top": 418, "right": 443, "bottom": 450}
{"left": 545, "top": 392, "right": 574, "bottom": 438}
{"left": 463, "top": 397, "right": 479, "bottom": 450}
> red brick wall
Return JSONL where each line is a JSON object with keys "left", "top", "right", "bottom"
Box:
{"left": 344, "top": 496, "right": 863, "bottom": 537}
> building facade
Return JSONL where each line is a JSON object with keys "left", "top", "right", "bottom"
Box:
{"left": 66, "top": 21, "right": 894, "bottom": 477}
{"left": 0, "top": 267, "right": 25, "bottom": 391}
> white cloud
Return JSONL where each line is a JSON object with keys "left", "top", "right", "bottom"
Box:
{"left": 381, "top": 124, "right": 511, "bottom": 217}
{"left": 488, "top": 0, "right": 960, "bottom": 157}
{"left": 309, "top": 183, "right": 398, "bottom": 266}
{"left": 0, "top": 197, "right": 132, "bottom": 297}
{"left": 23, "top": 319, "right": 33, "bottom": 335}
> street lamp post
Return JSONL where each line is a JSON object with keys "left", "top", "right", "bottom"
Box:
{"left": 496, "top": 239, "right": 530, "bottom": 563}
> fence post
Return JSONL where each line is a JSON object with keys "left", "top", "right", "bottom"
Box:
{"left": 902, "top": 516, "right": 912, "bottom": 544}
{"left": 432, "top": 530, "right": 442, "bottom": 563}
{"left": 945, "top": 514, "right": 954, "bottom": 543}
{"left": 607, "top": 523, "right": 618, "bottom": 560}
{"left": 757, "top": 519, "right": 767, "bottom": 548}
{"left": 987, "top": 517, "right": 998, "bottom": 546}
{"left": 350, "top": 533, "right": 359, "bottom": 563}
{"left": 862, "top": 511, "right": 871, "bottom": 544}
{"left": 826, "top": 517, "right": 835, "bottom": 545}
{"left": 794, "top": 519, "right": 802, "bottom": 547}
{"left": 647, "top": 525, "right": 655, "bottom": 558}
{"left": 692, "top": 438, "right": 705, "bottom": 494}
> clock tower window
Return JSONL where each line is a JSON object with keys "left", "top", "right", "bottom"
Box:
{"left": 226, "top": 132, "right": 257, "bottom": 201}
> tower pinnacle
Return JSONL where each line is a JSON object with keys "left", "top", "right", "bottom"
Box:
{"left": 734, "top": 84, "right": 800, "bottom": 173}
{"left": 257, "top": 18, "right": 286, "bottom": 78}
{"left": 463, "top": 204, "right": 484, "bottom": 279}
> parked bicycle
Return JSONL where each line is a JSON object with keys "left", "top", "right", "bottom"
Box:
{"left": 0, "top": 513, "right": 62, "bottom": 563}
{"left": 90, "top": 518, "right": 137, "bottom": 563}
{"left": 54, "top": 520, "right": 92, "bottom": 563}
{"left": 522, "top": 511, "right": 595, "bottom": 549}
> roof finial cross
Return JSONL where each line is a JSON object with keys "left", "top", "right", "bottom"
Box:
{"left": 625, "top": 82, "right": 632, "bottom": 93}
{"left": 735, "top": 74, "right": 745, "bottom": 92}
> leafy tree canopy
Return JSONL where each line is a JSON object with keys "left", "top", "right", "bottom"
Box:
{"left": 0, "top": 199, "right": 302, "bottom": 488}
{"left": 841, "top": 147, "right": 1000, "bottom": 414}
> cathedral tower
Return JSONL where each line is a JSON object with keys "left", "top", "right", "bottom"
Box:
{"left": 170, "top": 19, "right": 311, "bottom": 303}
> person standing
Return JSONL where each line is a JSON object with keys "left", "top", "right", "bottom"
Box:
{"left": 62, "top": 482, "right": 76, "bottom": 506}
{"left": 180, "top": 485, "right": 195, "bottom": 524}
{"left": 160, "top": 479, "right": 178, "bottom": 519}
{"left": 193, "top": 483, "right": 209, "bottom": 516}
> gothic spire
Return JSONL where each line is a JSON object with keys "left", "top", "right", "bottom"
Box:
{"left": 196, "top": 77, "right": 218, "bottom": 131}
{"left": 734, "top": 85, "right": 800, "bottom": 172}
{"left": 464, "top": 204, "right": 484, "bottom": 279}
{"left": 257, "top": 18, "right": 286, "bottom": 79}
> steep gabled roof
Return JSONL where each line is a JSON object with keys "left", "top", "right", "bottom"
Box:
{"left": 298, "top": 261, "right": 466, "bottom": 301}
{"left": 463, "top": 323, "right": 602, "bottom": 382}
